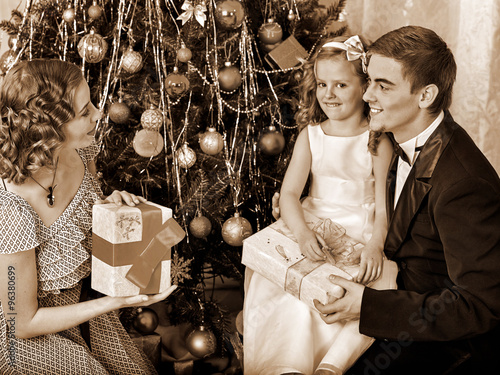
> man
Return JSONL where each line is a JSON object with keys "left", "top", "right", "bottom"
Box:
{"left": 275, "top": 25, "right": 500, "bottom": 374}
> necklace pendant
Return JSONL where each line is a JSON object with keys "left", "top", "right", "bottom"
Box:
{"left": 47, "top": 187, "right": 55, "bottom": 207}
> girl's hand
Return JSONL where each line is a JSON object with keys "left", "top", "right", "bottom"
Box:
{"left": 119, "top": 285, "right": 178, "bottom": 308}
{"left": 95, "top": 190, "right": 147, "bottom": 207}
{"left": 297, "top": 229, "right": 326, "bottom": 261}
{"left": 355, "top": 244, "right": 384, "bottom": 285}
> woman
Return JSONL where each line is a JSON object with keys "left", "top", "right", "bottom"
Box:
{"left": 0, "top": 59, "right": 175, "bottom": 374}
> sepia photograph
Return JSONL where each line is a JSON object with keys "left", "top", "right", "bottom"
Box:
{"left": 0, "top": 0, "right": 499, "bottom": 374}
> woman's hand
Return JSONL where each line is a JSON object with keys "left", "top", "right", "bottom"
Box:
{"left": 117, "top": 285, "right": 178, "bottom": 308}
{"left": 96, "top": 190, "right": 147, "bottom": 207}
{"left": 355, "top": 244, "right": 384, "bottom": 285}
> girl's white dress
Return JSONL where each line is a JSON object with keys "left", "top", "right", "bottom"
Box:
{"left": 243, "top": 125, "right": 398, "bottom": 375}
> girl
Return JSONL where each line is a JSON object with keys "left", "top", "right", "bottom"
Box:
{"left": 0, "top": 59, "right": 176, "bottom": 374}
{"left": 243, "top": 35, "right": 398, "bottom": 375}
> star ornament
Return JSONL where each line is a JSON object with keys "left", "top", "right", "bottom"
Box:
{"left": 177, "top": 0, "right": 207, "bottom": 27}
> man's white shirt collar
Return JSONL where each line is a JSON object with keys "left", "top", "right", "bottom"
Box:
{"left": 399, "top": 111, "right": 444, "bottom": 165}
{"left": 394, "top": 111, "right": 444, "bottom": 208}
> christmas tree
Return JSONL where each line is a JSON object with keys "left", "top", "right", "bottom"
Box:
{"left": 1, "top": 0, "right": 348, "bottom": 365}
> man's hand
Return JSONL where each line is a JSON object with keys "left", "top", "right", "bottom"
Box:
{"left": 272, "top": 192, "right": 281, "bottom": 220}
{"left": 314, "top": 275, "right": 365, "bottom": 324}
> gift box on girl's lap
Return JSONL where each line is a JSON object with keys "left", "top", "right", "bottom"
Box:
{"left": 242, "top": 210, "right": 364, "bottom": 310}
{"left": 92, "top": 202, "right": 185, "bottom": 297}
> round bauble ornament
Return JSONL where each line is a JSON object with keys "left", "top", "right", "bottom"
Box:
{"left": 88, "top": 1, "right": 103, "bottom": 20}
{"left": 258, "top": 19, "right": 283, "bottom": 45}
{"left": 165, "top": 67, "right": 190, "bottom": 97}
{"left": 7, "top": 35, "right": 19, "bottom": 50}
{"left": 78, "top": 29, "right": 108, "bottom": 63}
{"left": 260, "top": 41, "right": 281, "bottom": 53}
{"left": 215, "top": 0, "right": 245, "bottom": 31}
{"left": 11, "top": 14, "right": 22, "bottom": 27}
{"left": 177, "top": 44, "right": 192, "bottom": 63}
{"left": 121, "top": 46, "right": 143, "bottom": 74}
{"left": 185, "top": 326, "right": 217, "bottom": 358}
{"left": 218, "top": 62, "right": 241, "bottom": 92}
{"left": 0, "top": 50, "right": 17, "bottom": 74}
{"left": 258, "top": 125, "right": 285, "bottom": 156}
{"left": 189, "top": 214, "right": 212, "bottom": 238}
{"left": 62, "top": 7, "right": 76, "bottom": 23}
{"left": 133, "top": 308, "right": 159, "bottom": 335}
{"left": 141, "top": 105, "right": 163, "bottom": 130}
{"left": 133, "top": 129, "right": 164, "bottom": 158}
{"left": 287, "top": 9, "right": 296, "bottom": 21}
{"left": 108, "top": 100, "right": 130, "bottom": 124}
{"left": 199, "top": 127, "right": 224, "bottom": 155}
{"left": 221, "top": 212, "right": 253, "bottom": 247}
{"left": 176, "top": 143, "right": 197, "bottom": 169}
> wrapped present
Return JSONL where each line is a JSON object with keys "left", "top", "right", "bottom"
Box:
{"left": 242, "top": 210, "right": 365, "bottom": 309}
{"left": 92, "top": 202, "right": 185, "bottom": 297}
{"left": 264, "top": 35, "right": 308, "bottom": 70}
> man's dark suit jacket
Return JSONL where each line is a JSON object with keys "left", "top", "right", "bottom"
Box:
{"left": 359, "top": 111, "right": 500, "bottom": 361}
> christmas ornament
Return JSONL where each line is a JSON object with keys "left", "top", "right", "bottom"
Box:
{"left": 185, "top": 325, "right": 217, "bottom": 358}
{"left": 0, "top": 50, "right": 17, "bottom": 74}
{"left": 265, "top": 35, "right": 307, "bottom": 70}
{"left": 88, "top": 1, "right": 103, "bottom": 20}
{"left": 287, "top": 9, "right": 296, "bottom": 21}
{"left": 165, "top": 67, "right": 190, "bottom": 97}
{"left": 62, "top": 7, "right": 76, "bottom": 23}
{"left": 260, "top": 41, "right": 281, "bottom": 53}
{"left": 199, "top": 127, "right": 224, "bottom": 155}
{"left": 177, "top": 0, "right": 207, "bottom": 27}
{"left": 133, "top": 308, "right": 159, "bottom": 335}
{"left": 177, "top": 44, "right": 192, "bottom": 63}
{"left": 7, "top": 35, "right": 19, "bottom": 50}
{"left": 189, "top": 214, "right": 212, "bottom": 238}
{"left": 133, "top": 129, "right": 164, "bottom": 157}
{"left": 11, "top": 14, "right": 22, "bottom": 26}
{"left": 258, "top": 19, "right": 283, "bottom": 45}
{"left": 218, "top": 62, "right": 242, "bottom": 92}
{"left": 258, "top": 125, "right": 285, "bottom": 156}
{"left": 176, "top": 143, "right": 197, "bottom": 169}
{"left": 221, "top": 212, "right": 253, "bottom": 246}
{"left": 121, "top": 46, "right": 143, "bottom": 74}
{"left": 141, "top": 105, "right": 163, "bottom": 130}
{"left": 171, "top": 252, "right": 193, "bottom": 285}
{"left": 77, "top": 29, "right": 108, "bottom": 63}
{"left": 214, "top": 0, "right": 245, "bottom": 30}
{"left": 108, "top": 100, "right": 130, "bottom": 124}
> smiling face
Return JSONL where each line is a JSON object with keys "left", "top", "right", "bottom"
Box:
{"left": 363, "top": 54, "right": 424, "bottom": 142}
{"left": 62, "top": 80, "right": 101, "bottom": 149}
{"left": 315, "top": 58, "right": 366, "bottom": 124}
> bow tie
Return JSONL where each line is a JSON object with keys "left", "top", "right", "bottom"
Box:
{"left": 387, "top": 133, "right": 423, "bottom": 165}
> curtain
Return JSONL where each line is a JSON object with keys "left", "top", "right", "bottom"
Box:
{"left": 346, "top": 0, "right": 500, "bottom": 174}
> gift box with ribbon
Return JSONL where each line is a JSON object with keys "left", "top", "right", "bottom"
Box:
{"left": 91, "top": 202, "right": 185, "bottom": 297}
{"left": 242, "top": 210, "right": 364, "bottom": 310}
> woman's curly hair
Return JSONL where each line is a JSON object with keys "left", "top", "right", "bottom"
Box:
{"left": 294, "top": 35, "right": 382, "bottom": 155}
{"left": 0, "top": 59, "right": 84, "bottom": 184}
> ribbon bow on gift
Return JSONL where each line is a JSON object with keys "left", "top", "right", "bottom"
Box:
{"left": 312, "top": 218, "right": 363, "bottom": 267}
{"left": 322, "top": 35, "right": 368, "bottom": 73}
{"left": 177, "top": 0, "right": 207, "bottom": 27}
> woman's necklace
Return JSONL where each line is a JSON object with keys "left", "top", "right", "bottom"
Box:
{"left": 30, "top": 157, "right": 59, "bottom": 207}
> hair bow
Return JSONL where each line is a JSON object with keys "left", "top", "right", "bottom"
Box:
{"left": 322, "top": 35, "right": 368, "bottom": 73}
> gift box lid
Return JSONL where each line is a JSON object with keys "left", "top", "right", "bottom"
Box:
{"left": 93, "top": 201, "right": 172, "bottom": 244}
